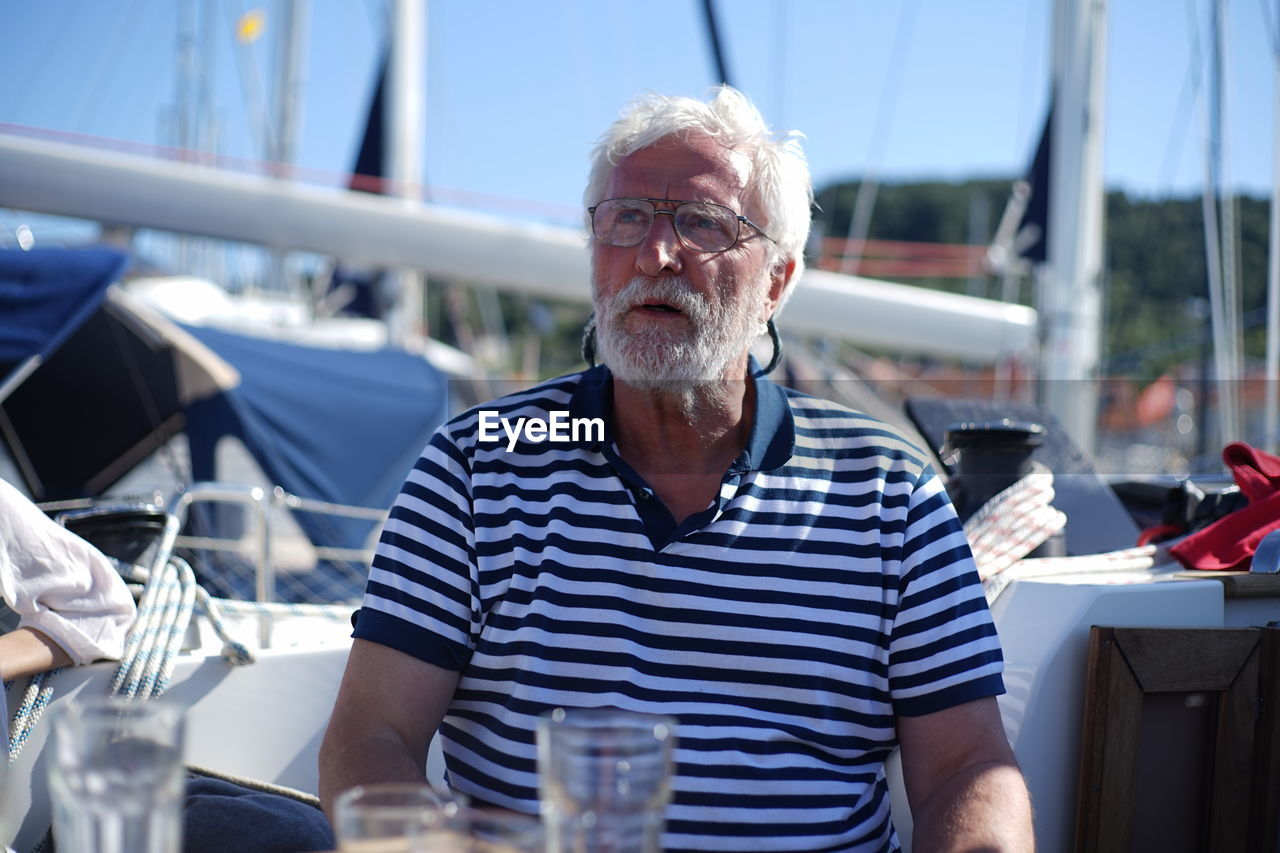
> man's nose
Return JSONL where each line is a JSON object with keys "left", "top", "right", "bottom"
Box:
{"left": 635, "top": 211, "right": 684, "bottom": 276}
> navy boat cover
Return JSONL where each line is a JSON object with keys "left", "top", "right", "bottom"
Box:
{"left": 0, "top": 246, "right": 126, "bottom": 367}
{"left": 0, "top": 247, "right": 448, "bottom": 533}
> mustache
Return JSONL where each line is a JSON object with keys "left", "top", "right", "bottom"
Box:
{"left": 605, "top": 277, "right": 707, "bottom": 322}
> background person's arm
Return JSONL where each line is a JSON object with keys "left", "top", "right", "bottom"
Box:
{"left": 318, "top": 638, "right": 461, "bottom": 819}
{"left": 0, "top": 478, "right": 137, "bottom": 666}
{"left": 897, "top": 696, "right": 1034, "bottom": 852}
{"left": 0, "top": 626, "right": 73, "bottom": 680}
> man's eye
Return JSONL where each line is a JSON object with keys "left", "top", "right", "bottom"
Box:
{"left": 614, "top": 209, "right": 647, "bottom": 225}
{"left": 680, "top": 208, "right": 731, "bottom": 235}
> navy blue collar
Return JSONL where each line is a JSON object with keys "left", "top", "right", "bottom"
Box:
{"left": 567, "top": 359, "right": 794, "bottom": 472}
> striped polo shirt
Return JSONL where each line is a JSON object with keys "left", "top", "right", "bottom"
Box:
{"left": 356, "top": 365, "right": 1005, "bottom": 853}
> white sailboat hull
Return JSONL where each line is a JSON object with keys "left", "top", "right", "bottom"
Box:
{"left": 5, "top": 618, "right": 351, "bottom": 851}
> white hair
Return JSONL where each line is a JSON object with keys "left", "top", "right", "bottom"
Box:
{"left": 584, "top": 86, "right": 813, "bottom": 306}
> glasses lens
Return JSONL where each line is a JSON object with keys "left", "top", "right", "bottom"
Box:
{"left": 593, "top": 199, "right": 654, "bottom": 247}
{"left": 590, "top": 199, "right": 743, "bottom": 252}
{"left": 674, "top": 202, "right": 739, "bottom": 252}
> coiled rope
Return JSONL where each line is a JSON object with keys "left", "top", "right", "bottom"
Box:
{"left": 7, "top": 556, "right": 255, "bottom": 762}
{"left": 964, "top": 464, "right": 1177, "bottom": 603}
{"left": 111, "top": 556, "right": 257, "bottom": 698}
{"left": 963, "top": 462, "right": 1067, "bottom": 582}
{"left": 6, "top": 668, "right": 63, "bottom": 761}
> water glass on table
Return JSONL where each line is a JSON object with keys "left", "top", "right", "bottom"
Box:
{"left": 537, "top": 708, "right": 676, "bottom": 853}
{"left": 48, "top": 696, "right": 186, "bottom": 853}
{"left": 430, "top": 805, "right": 544, "bottom": 853}
{"left": 336, "top": 784, "right": 544, "bottom": 853}
{"left": 333, "top": 782, "right": 455, "bottom": 851}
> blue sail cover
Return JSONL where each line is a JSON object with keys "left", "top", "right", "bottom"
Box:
{"left": 0, "top": 246, "right": 128, "bottom": 367}
{"left": 1, "top": 246, "right": 448, "bottom": 601}
{"left": 1, "top": 246, "right": 447, "bottom": 535}
{"left": 178, "top": 329, "right": 447, "bottom": 601}
{"left": 182, "top": 324, "right": 447, "bottom": 516}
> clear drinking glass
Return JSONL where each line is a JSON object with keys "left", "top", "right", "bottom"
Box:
{"left": 48, "top": 696, "right": 186, "bottom": 853}
{"left": 414, "top": 805, "right": 545, "bottom": 853}
{"left": 333, "top": 782, "right": 455, "bottom": 852}
{"left": 537, "top": 708, "right": 676, "bottom": 853}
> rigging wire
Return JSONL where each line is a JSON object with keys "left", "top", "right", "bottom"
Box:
{"left": 1104, "top": 0, "right": 1206, "bottom": 381}
{"left": 1149, "top": 1, "right": 1205, "bottom": 192}
{"left": 225, "top": 0, "right": 276, "bottom": 164}
{"left": 1261, "top": 0, "right": 1280, "bottom": 54}
{"left": 839, "top": 0, "right": 918, "bottom": 277}
{"left": 71, "top": 0, "right": 150, "bottom": 136}
{"left": 83, "top": 0, "right": 168, "bottom": 140}
{"left": 1014, "top": 0, "right": 1041, "bottom": 165}
{"left": 1199, "top": 0, "right": 1243, "bottom": 448}
{"left": 1219, "top": 0, "right": 1245, "bottom": 441}
{"left": 701, "top": 0, "right": 734, "bottom": 87}
{"left": 1107, "top": 0, "right": 1205, "bottom": 381}
{"left": 1214, "top": 0, "right": 1244, "bottom": 398}
{"left": 2, "top": 1, "right": 80, "bottom": 120}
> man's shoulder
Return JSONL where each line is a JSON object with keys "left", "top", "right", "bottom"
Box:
{"left": 449, "top": 371, "right": 586, "bottom": 424}
{"left": 779, "top": 387, "right": 932, "bottom": 470}
{"left": 430, "top": 369, "right": 598, "bottom": 457}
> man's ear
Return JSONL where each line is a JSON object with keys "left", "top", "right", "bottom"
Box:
{"left": 765, "top": 257, "right": 797, "bottom": 316}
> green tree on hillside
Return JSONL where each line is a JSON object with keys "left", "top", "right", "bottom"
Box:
{"left": 812, "top": 179, "right": 1271, "bottom": 379}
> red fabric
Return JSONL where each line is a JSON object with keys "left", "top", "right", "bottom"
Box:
{"left": 1138, "top": 522, "right": 1183, "bottom": 547}
{"left": 1222, "top": 441, "right": 1280, "bottom": 502}
{"left": 1170, "top": 442, "right": 1280, "bottom": 572}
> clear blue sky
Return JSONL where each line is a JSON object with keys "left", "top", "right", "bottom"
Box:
{"left": 0, "top": 0, "right": 1274, "bottom": 231}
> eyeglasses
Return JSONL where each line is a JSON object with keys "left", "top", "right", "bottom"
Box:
{"left": 588, "top": 197, "right": 775, "bottom": 254}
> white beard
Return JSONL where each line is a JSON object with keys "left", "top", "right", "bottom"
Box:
{"left": 593, "top": 273, "right": 769, "bottom": 394}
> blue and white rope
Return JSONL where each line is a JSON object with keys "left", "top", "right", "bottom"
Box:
{"left": 112, "top": 557, "right": 256, "bottom": 698}
{"left": 192, "top": 590, "right": 256, "bottom": 667}
{"left": 7, "top": 667, "right": 66, "bottom": 761}
{"left": 6, "top": 556, "right": 257, "bottom": 763}
{"left": 111, "top": 556, "right": 197, "bottom": 699}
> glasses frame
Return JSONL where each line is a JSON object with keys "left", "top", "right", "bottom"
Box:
{"left": 587, "top": 197, "right": 776, "bottom": 254}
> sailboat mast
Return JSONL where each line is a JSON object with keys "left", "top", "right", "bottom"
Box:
{"left": 1268, "top": 0, "right": 1280, "bottom": 453}
{"left": 386, "top": 0, "right": 426, "bottom": 346}
{"left": 270, "top": 0, "right": 308, "bottom": 173}
{"left": 1201, "top": 0, "right": 1243, "bottom": 455}
{"left": 1040, "top": 0, "right": 1107, "bottom": 454}
{"left": 266, "top": 0, "right": 309, "bottom": 294}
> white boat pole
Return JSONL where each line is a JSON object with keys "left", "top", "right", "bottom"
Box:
{"left": 386, "top": 0, "right": 427, "bottom": 347}
{"left": 1267, "top": 0, "right": 1280, "bottom": 454}
{"left": 1040, "top": 0, "right": 1108, "bottom": 454}
{"left": 266, "top": 0, "right": 310, "bottom": 294}
{"left": 0, "top": 132, "right": 1036, "bottom": 363}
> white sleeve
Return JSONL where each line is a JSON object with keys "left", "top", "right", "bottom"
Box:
{"left": 0, "top": 479, "right": 137, "bottom": 665}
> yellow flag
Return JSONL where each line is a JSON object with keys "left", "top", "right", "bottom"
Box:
{"left": 236, "top": 9, "right": 266, "bottom": 43}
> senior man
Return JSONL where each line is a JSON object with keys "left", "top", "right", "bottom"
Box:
{"left": 320, "top": 87, "right": 1033, "bottom": 852}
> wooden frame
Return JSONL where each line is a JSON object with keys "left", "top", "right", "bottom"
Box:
{"left": 1073, "top": 626, "right": 1280, "bottom": 852}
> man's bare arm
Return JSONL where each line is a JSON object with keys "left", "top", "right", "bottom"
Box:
{"left": 318, "top": 638, "right": 461, "bottom": 818}
{"left": 897, "top": 696, "right": 1034, "bottom": 852}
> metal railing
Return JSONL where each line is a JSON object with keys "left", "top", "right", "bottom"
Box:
{"left": 44, "top": 483, "right": 387, "bottom": 649}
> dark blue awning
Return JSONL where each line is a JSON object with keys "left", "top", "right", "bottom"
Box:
{"left": 0, "top": 246, "right": 128, "bottom": 371}
{"left": 0, "top": 247, "right": 447, "bottom": 519}
{"left": 183, "top": 324, "right": 446, "bottom": 515}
